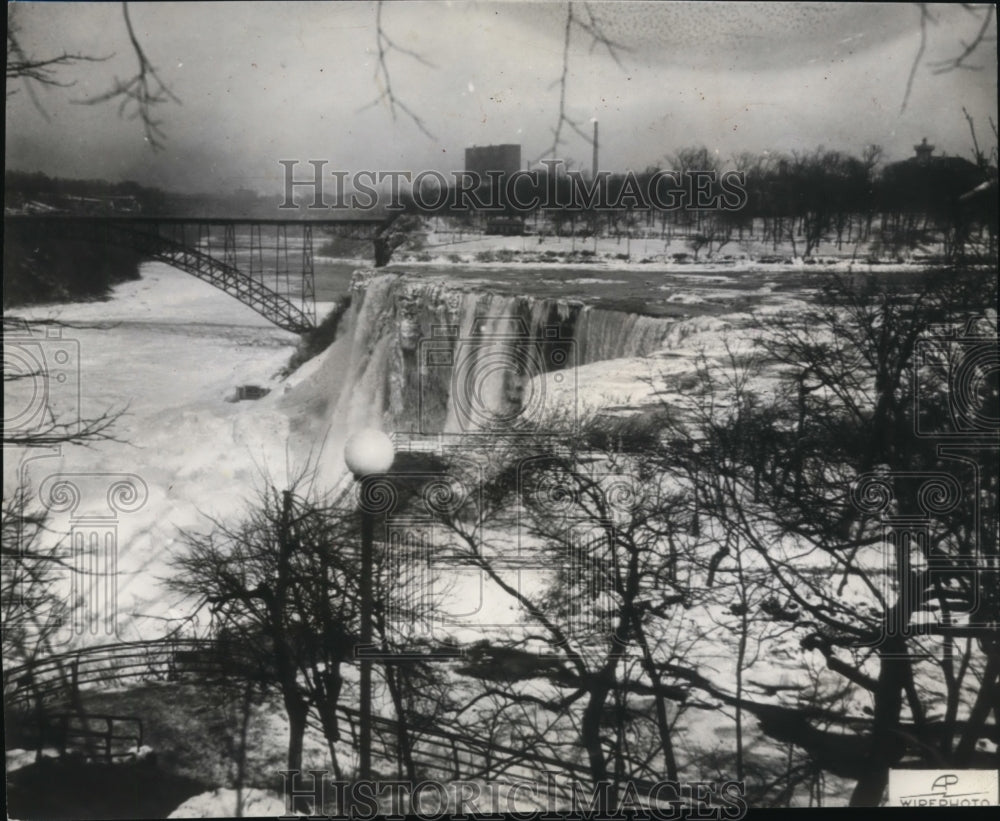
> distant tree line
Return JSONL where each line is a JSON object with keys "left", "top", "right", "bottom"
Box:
{"left": 6, "top": 135, "right": 996, "bottom": 295}
{"left": 6, "top": 170, "right": 171, "bottom": 213}
{"left": 5, "top": 170, "right": 278, "bottom": 219}
{"left": 421, "top": 143, "right": 996, "bottom": 263}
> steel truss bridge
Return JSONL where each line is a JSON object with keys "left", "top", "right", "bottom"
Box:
{"left": 5, "top": 216, "right": 390, "bottom": 333}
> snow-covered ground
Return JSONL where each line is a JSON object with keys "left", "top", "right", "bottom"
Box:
{"left": 5, "top": 264, "right": 304, "bottom": 642}
{"left": 3, "top": 261, "right": 804, "bottom": 646}
{"left": 5, "top": 259, "right": 873, "bottom": 809}
{"left": 396, "top": 226, "right": 950, "bottom": 273}
{"left": 167, "top": 788, "right": 286, "bottom": 819}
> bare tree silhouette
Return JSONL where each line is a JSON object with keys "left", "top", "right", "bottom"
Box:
{"left": 6, "top": 2, "right": 180, "bottom": 151}
{"left": 902, "top": 4, "right": 996, "bottom": 112}
{"left": 7, "top": 3, "right": 994, "bottom": 152}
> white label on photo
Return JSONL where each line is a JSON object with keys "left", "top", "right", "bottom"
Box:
{"left": 888, "top": 770, "right": 999, "bottom": 807}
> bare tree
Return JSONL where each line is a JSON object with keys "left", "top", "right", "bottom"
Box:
{"left": 362, "top": 1, "right": 629, "bottom": 162}
{"left": 415, "top": 423, "right": 700, "bottom": 808}
{"left": 167, "top": 467, "right": 454, "bottom": 796}
{"left": 2, "top": 315, "right": 133, "bottom": 765}
{"left": 6, "top": 2, "right": 180, "bottom": 150}
{"left": 1, "top": 484, "right": 72, "bottom": 668}
{"left": 654, "top": 270, "right": 999, "bottom": 805}
{"left": 169, "top": 479, "right": 362, "bottom": 782}
{"left": 359, "top": 0, "right": 437, "bottom": 141}
{"left": 3, "top": 315, "right": 129, "bottom": 659}
{"left": 10, "top": 3, "right": 992, "bottom": 155}
{"left": 71, "top": 2, "right": 181, "bottom": 151}
{"left": 6, "top": 10, "right": 111, "bottom": 108}
{"left": 539, "top": 3, "right": 629, "bottom": 161}
{"left": 902, "top": 4, "right": 996, "bottom": 112}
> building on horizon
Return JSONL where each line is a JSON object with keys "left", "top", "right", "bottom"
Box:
{"left": 464, "top": 144, "right": 522, "bottom": 180}
{"left": 465, "top": 144, "right": 523, "bottom": 224}
{"left": 913, "top": 137, "right": 935, "bottom": 166}
{"left": 881, "top": 136, "right": 988, "bottom": 216}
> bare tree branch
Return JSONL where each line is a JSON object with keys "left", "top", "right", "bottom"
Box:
{"left": 538, "top": 3, "right": 631, "bottom": 162}
{"left": 5, "top": 7, "right": 113, "bottom": 119}
{"left": 929, "top": 4, "right": 995, "bottom": 74}
{"left": 903, "top": 3, "right": 996, "bottom": 112}
{"left": 577, "top": 2, "right": 629, "bottom": 69}
{"left": 70, "top": 2, "right": 181, "bottom": 151}
{"left": 358, "top": 0, "right": 437, "bottom": 141}
{"left": 8, "top": 3, "right": 179, "bottom": 150}
{"left": 1, "top": 410, "right": 129, "bottom": 448}
{"left": 901, "top": 4, "right": 934, "bottom": 113}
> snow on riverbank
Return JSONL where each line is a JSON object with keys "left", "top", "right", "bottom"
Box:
{"left": 5, "top": 263, "right": 304, "bottom": 641}
{"left": 398, "top": 227, "right": 953, "bottom": 275}
{"left": 4, "top": 260, "right": 866, "bottom": 808}
{"left": 167, "top": 788, "right": 286, "bottom": 818}
{"left": 2, "top": 261, "right": 800, "bottom": 649}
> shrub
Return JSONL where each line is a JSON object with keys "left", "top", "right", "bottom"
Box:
{"left": 282, "top": 295, "right": 352, "bottom": 375}
{"left": 3, "top": 229, "right": 142, "bottom": 307}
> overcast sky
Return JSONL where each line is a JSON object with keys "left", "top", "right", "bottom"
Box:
{"left": 6, "top": 1, "right": 997, "bottom": 196}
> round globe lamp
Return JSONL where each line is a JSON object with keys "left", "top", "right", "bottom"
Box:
{"left": 344, "top": 428, "right": 395, "bottom": 477}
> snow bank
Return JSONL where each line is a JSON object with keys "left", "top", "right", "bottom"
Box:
{"left": 167, "top": 788, "right": 286, "bottom": 818}
{"left": 3, "top": 263, "right": 807, "bottom": 648}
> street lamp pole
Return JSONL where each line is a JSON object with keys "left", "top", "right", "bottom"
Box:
{"left": 358, "top": 478, "right": 374, "bottom": 782}
{"left": 343, "top": 428, "right": 395, "bottom": 783}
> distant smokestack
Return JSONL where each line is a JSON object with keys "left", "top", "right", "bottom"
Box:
{"left": 592, "top": 119, "right": 599, "bottom": 179}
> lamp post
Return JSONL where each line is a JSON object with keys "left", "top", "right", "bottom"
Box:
{"left": 343, "top": 428, "right": 395, "bottom": 782}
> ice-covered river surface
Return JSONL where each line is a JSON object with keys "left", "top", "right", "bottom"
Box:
{"left": 2, "top": 258, "right": 878, "bottom": 646}
{"left": 7, "top": 259, "right": 907, "bottom": 807}
{"left": 5, "top": 264, "right": 305, "bottom": 642}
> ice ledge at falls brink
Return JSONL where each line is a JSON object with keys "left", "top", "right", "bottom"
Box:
{"left": 280, "top": 270, "right": 734, "bottom": 485}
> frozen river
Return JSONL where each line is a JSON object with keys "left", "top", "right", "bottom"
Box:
{"left": 5, "top": 264, "right": 304, "bottom": 642}
{"left": 3, "top": 258, "right": 805, "bottom": 646}
{"left": 4, "top": 259, "right": 884, "bottom": 809}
